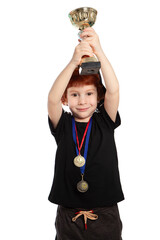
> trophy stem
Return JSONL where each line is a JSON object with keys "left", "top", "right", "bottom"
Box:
{"left": 78, "top": 30, "right": 83, "bottom": 40}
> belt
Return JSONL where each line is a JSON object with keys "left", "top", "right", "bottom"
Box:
{"left": 72, "top": 210, "right": 98, "bottom": 230}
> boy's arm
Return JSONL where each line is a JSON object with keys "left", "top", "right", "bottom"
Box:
{"left": 96, "top": 50, "right": 120, "bottom": 123}
{"left": 80, "top": 28, "right": 120, "bottom": 123}
{"left": 48, "top": 41, "right": 94, "bottom": 128}
{"left": 48, "top": 62, "right": 76, "bottom": 129}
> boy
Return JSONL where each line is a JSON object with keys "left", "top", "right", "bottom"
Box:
{"left": 48, "top": 27, "right": 124, "bottom": 240}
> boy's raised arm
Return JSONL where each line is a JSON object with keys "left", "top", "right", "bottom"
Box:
{"left": 48, "top": 41, "right": 94, "bottom": 128}
{"left": 80, "top": 28, "right": 120, "bottom": 123}
{"left": 48, "top": 62, "right": 76, "bottom": 129}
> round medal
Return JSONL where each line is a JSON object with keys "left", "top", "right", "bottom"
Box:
{"left": 77, "top": 180, "right": 89, "bottom": 193}
{"left": 74, "top": 155, "right": 85, "bottom": 167}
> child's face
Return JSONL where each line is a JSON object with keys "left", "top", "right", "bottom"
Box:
{"left": 66, "top": 84, "right": 98, "bottom": 122}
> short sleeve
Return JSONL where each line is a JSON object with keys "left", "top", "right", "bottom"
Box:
{"left": 98, "top": 104, "right": 121, "bottom": 130}
{"left": 48, "top": 110, "right": 66, "bottom": 144}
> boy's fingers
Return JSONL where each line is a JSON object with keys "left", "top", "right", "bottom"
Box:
{"left": 76, "top": 40, "right": 93, "bottom": 53}
{"left": 81, "top": 51, "right": 94, "bottom": 57}
{"left": 79, "top": 40, "right": 90, "bottom": 47}
{"left": 83, "top": 27, "right": 95, "bottom": 32}
{"left": 80, "top": 32, "right": 94, "bottom": 38}
{"left": 81, "top": 44, "right": 93, "bottom": 52}
{"left": 82, "top": 37, "right": 94, "bottom": 42}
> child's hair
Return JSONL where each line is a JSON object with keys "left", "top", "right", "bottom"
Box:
{"left": 61, "top": 68, "right": 105, "bottom": 104}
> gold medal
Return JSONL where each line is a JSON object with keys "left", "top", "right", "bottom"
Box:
{"left": 77, "top": 174, "right": 89, "bottom": 192}
{"left": 74, "top": 155, "right": 85, "bottom": 167}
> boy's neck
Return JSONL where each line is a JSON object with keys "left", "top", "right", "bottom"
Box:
{"left": 74, "top": 116, "right": 91, "bottom": 123}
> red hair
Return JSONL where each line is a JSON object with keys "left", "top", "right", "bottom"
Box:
{"left": 61, "top": 68, "right": 105, "bottom": 104}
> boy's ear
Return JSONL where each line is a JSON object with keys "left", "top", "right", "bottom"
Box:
{"left": 61, "top": 95, "right": 68, "bottom": 106}
{"left": 63, "top": 100, "right": 68, "bottom": 106}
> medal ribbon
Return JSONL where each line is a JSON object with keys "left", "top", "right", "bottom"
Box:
{"left": 72, "top": 117, "right": 92, "bottom": 174}
{"left": 75, "top": 119, "right": 90, "bottom": 155}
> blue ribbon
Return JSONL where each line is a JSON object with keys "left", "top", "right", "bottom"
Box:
{"left": 72, "top": 117, "right": 92, "bottom": 174}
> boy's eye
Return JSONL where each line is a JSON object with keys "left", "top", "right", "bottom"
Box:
{"left": 72, "top": 93, "right": 78, "bottom": 97}
{"left": 87, "top": 92, "right": 93, "bottom": 96}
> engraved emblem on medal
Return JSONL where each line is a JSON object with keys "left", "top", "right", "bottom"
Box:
{"left": 77, "top": 174, "right": 89, "bottom": 192}
{"left": 74, "top": 155, "right": 85, "bottom": 167}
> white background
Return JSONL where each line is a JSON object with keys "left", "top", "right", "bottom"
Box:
{"left": 0, "top": 0, "right": 160, "bottom": 239}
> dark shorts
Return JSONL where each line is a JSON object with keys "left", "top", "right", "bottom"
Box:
{"left": 55, "top": 204, "right": 123, "bottom": 240}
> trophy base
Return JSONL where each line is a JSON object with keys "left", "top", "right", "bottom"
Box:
{"left": 79, "top": 61, "right": 101, "bottom": 75}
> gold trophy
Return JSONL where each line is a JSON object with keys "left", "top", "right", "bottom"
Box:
{"left": 68, "top": 7, "right": 101, "bottom": 75}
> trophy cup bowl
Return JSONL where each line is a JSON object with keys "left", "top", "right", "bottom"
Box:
{"left": 68, "top": 7, "right": 101, "bottom": 75}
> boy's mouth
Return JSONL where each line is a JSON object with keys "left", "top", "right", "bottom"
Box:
{"left": 76, "top": 107, "right": 89, "bottom": 112}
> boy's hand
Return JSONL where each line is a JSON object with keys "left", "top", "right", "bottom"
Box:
{"left": 79, "top": 27, "right": 103, "bottom": 57}
{"left": 70, "top": 41, "right": 94, "bottom": 67}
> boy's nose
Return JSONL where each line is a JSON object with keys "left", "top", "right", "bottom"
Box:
{"left": 78, "top": 96, "right": 86, "bottom": 104}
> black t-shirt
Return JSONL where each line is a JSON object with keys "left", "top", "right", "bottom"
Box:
{"left": 48, "top": 104, "right": 124, "bottom": 208}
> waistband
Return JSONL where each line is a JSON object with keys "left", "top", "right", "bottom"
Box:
{"left": 58, "top": 204, "right": 118, "bottom": 231}
{"left": 59, "top": 204, "right": 117, "bottom": 214}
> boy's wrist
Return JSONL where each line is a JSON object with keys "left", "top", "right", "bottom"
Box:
{"left": 68, "top": 60, "right": 78, "bottom": 70}
{"left": 95, "top": 47, "right": 105, "bottom": 60}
